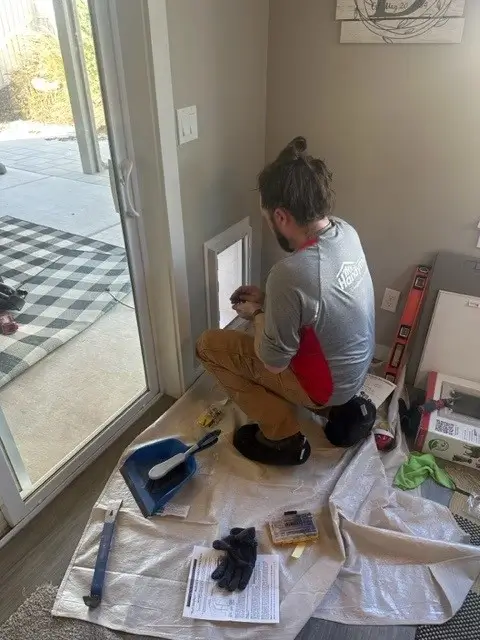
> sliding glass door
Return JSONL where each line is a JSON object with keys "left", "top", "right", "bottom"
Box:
{"left": 0, "top": 0, "right": 160, "bottom": 530}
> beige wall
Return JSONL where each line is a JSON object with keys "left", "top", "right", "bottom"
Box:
{"left": 166, "top": 0, "right": 269, "bottom": 355}
{"left": 265, "top": 0, "right": 480, "bottom": 346}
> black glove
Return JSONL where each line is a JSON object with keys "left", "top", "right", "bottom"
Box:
{"left": 211, "top": 527, "right": 257, "bottom": 591}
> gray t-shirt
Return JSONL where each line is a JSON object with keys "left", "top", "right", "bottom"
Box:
{"left": 259, "top": 218, "right": 375, "bottom": 406}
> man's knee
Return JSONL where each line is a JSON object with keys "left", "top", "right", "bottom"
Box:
{"left": 196, "top": 329, "right": 255, "bottom": 368}
{"left": 196, "top": 329, "right": 224, "bottom": 362}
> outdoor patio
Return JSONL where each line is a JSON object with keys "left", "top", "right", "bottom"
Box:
{"left": 0, "top": 133, "right": 145, "bottom": 489}
{"left": 0, "top": 134, "right": 124, "bottom": 243}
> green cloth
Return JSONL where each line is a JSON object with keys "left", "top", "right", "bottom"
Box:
{"left": 394, "top": 452, "right": 455, "bottom": 491}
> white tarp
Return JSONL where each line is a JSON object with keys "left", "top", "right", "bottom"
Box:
{"left": 53, "top": 383, "right": 480, "bottom": 640}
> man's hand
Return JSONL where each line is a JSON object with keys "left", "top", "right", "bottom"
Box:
{"left": 230, "top": 285, "right": 265, "bottom": 305}
{"left": 233, "top": 301, "right": 262, "bottom": 320}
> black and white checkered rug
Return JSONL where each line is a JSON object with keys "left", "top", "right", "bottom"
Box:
{"left": 0, "top": 216, "right": 131, "bottom": 389}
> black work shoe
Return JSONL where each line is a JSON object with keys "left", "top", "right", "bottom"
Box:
{"left": 233, "top": 424, "right": 311, "bottom": 466}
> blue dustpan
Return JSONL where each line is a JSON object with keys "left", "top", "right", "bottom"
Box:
{"left": 120, "top": 431, "right": 220, "bottom": 517}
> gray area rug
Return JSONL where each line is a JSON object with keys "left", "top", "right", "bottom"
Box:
{"left": 0, "top": 585, "right": 150, "bottom": 640}
{"left": 0, "top": 584, "right": 416, "bottom": 640}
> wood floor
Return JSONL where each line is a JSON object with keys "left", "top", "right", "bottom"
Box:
{"left": 0, "top": 394, "right": 174, "bottom": 626}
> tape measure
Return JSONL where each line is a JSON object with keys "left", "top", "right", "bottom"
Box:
{"left": 384, "top": 265, "right": 431, "bottom": 383}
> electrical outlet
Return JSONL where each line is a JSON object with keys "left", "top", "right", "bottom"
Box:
{"left": 381, "top": 288, "right": 400, "bottom": 313}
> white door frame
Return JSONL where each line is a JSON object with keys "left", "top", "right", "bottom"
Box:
{"left": 0, "top": 406, "right": 31, "bottom": 494}
{"left": 143, "top": 0, "right": 197, "bottom": 390}
{"left": 0, "top": 447, "right": 25, "bottom": 527}
{"left": 97, "top": 0, "right": 197, "bottom": 396}
{"left": 88, "top": 0, "right": 161, "bottom": 393}
{"left": 0, "top": 0, "right": 191, "bottom": 538}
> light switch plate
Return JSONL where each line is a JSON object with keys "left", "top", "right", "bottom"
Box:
{"left": 177, "top": 105, "right": 198, "bottom": 144}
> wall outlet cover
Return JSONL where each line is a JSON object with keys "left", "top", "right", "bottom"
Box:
{"left": 381, "top": 288, "right": 400, "bottom": 313}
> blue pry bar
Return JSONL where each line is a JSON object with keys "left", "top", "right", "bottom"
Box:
{"left": 83, "top": 500, "right": 123, "bottom": 608}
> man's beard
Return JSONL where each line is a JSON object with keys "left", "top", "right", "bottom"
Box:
{"left": 273, "top": 226, "right": 294, "bottom": 253}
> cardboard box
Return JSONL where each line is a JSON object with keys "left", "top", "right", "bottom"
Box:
{"left": 415, "top": 372, "right": 480, "bottom": 470}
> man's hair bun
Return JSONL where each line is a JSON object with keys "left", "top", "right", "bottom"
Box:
{"left": 277, "top": 136, "right": 307, "bottom": 162}
{"left": 288, "top": 136, "right": 307, "bottom": 155}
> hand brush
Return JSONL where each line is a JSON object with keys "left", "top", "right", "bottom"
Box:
{"left": 146, "top": 429, "right": 221, "bottom": 491}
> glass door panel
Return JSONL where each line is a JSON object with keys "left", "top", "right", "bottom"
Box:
{"left": 0, "top": 0, "right": 157, "bottom": 512}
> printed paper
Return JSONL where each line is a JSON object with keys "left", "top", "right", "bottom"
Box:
{"left": 183, "top": 546, "right": 280, "bottom": 624}
{"left": 359, "top": 373, "right": 396, "bottom": 409}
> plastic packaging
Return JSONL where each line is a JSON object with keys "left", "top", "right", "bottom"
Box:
{"left": 197, "top": 404, "right": 224, "bottom": 430}
{"left": 467, "top": 493, "right": 480, "bottom": 521}
{"left": 269, "top": 511, "right": 318, "bottom": 545}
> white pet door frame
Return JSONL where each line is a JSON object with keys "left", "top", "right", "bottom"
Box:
{"left": 204, "top": 218, "right": 252, "bottom": 329}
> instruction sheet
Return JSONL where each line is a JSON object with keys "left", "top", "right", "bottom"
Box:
{"left": 359, "top": 373, "right": 396, "bottom": 408}
{"left": 183, "top": 546, "right": 280, "bottom": 624}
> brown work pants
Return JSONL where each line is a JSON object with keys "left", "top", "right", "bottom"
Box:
{"left": 196, "top": 329, "right": 316, "bottom": 440}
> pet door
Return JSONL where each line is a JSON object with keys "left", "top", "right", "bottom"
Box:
{"left": 204, "top": 218, "right": 252, "bottom": 329}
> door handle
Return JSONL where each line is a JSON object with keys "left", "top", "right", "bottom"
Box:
{"left": 107, "top": 159, "right": 120, "bottom": 214}
{"left": 119, "top": 158, "right": 141, "bottom": 218}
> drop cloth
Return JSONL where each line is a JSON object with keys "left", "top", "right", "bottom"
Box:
{"left": 53, "top": 379, "right": 480, "bottom": 640}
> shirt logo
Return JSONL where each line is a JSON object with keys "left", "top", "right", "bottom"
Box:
{"left": 337, "top": 257, "right": 366, "bottom": 291}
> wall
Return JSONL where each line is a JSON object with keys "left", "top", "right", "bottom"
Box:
{"left": 265, "top": 0, "right": 480, "bottom": 347}
{"left": 166, "top": 0, "right": 269, "bottom": 361}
